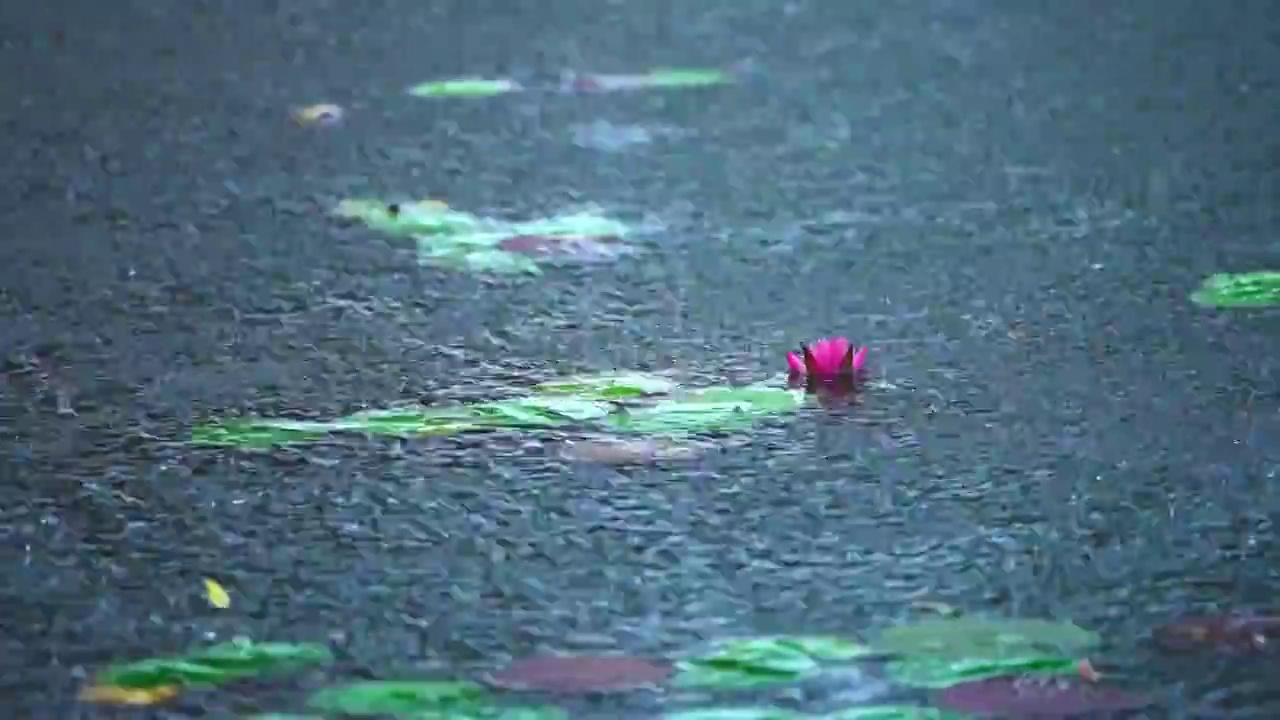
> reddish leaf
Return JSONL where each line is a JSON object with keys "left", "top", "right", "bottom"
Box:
{"left": 484, "top": 655, "right": 672, "bottom": 694}
{"left": 937, "top": 676, "right": 1151, "bottom": 717}
{"left": 1152, "top": 613, "right": 1280, "bottom": 653}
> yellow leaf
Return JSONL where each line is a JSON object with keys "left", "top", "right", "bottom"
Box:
{"left": 291, "top": 103, "right": 344, "bottom": 126}
{"left": 910, "top": 599, "right": 959, "bottom": 616}
{"left": 79, "top": 684, "right": 180, "bottom": 705}
{"left": 203, "top": 577, "right": 231, "bottom": 609}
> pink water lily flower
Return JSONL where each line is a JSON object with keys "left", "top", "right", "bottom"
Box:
{"left": 787, "top": 337, "right": 868, "bottom": 379}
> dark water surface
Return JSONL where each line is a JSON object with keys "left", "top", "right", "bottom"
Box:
{"left": 3, "top": 0, "right": 1280, "bottom": 717}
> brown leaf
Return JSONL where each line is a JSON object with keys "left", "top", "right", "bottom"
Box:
{"left": 1153, "top": 613, "right": 1280, "bottom": 653}
{"left": 79, "top": 684, "right": 180, "bottom": 706}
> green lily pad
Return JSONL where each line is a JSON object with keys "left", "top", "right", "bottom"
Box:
{"left": 872, "top": 618, "right": 1099, "bottom": 660}
{"left": 605, "top": 385, "right": 805, "bottom": 436}
{"left": 94, "top": 638, "right": 332, "bottom": 689}
{"left": 468, "top": 396, "right": 613, "bottom": 426}
{"left": 534, "top": 373, "right": 679, "bottom": 399}
{"left": 307, "top": 680, "right": 563, "bottom": 719}
{"left": 407, "top": 77, "right": 524, "bottom": 98}
{"left": 673, "top": 636, "right": 871, "bottom": 690}
{"left": 643, "top": 68, "right": 732, "bottom": 87}
{"left": 686, "top": 386, "right": 808, "bottom": 413}
{"left": 886, "top": 653, "right": 1081, "bottom": 689}
{"left": 337, "top": 200, "right": 634, "bottom": 277}
{"left": 334, "top": 199, "right": 487, "bottom": 236}
{"left": 1191, "top": 271, "right": 1280, "bottom": 307}
{"left": 665, "top": 709, "right": 802, "bottom": 720}
{"left": 191, "top": 379, "right": 806, "bottom": 448}
{"left": 190, "top": 406, "right": 486, "bottom": 448}
{"left": 247, "top": 715, "right": 326, "bottom": 720}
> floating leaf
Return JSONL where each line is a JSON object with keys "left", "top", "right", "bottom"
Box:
{"left": 873, "top": 618, "right": 1099, "bottom": 660}
{"left": 484, "top": 655, "right": 673, "bottom": 693}
{"left": 337, "top": 200, "right": 637, "bottom": 275}
{"left": 334, "top": 199, "right": 476, "bottom": 236}
{"left": 936, "top": 676, "right": 1152, "bottom": 717}
{"left": 192, "top": 380, "right": 804, "bottom": 448}
{"left": 1152, "top": 612, "right": 1280, "bottom": 653}
{"left": 772, "top": 636, "right": 876, "bottom": 662}
{"left": 674, "top": 636, "right": 871, "bottom": 690}
{"left": 534, "top": 373, "right": 678, "bottom": 399}
{"left": 191, "top": 406, "right": 485, "bottom": 447}
{"left": 407, "top": 77, "right": 524, "bottom": 98}
{"left": 247, "top": 715, "right": 326, "bottom": 720}
{"left": 665, "top": 709, "right": 800, "bottom": 720}
{"left": 307, "top": 680, "right": 563, "bottom": 718}
{"left": 79, "top": 683, "right": 180, "bottom": 706}
{"left": 469, "top": 397, "right": 612, "bottom": 427}
{"left": 1191, "top": 271, "right": 1280, "bottom": 307}
{"left": 93, "top": 638, "right": 333, "bottom": 690}
{"left": 886, "top": 654, "right": 1080, "bottom": 689}
{"left": 203, "top": 577, "right": 231, "bottom": 609}
{"left": 605, "top": 385, "right": 805, "bottom": 436}
{"left": 687, "top": 386, "right": 809, "bottom": 414}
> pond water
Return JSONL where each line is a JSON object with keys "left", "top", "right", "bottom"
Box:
{"left": 2, "top": 0, "right": 1279, "bottom": 718}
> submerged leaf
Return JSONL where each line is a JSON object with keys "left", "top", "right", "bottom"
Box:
{"left": 1152, "top": 612, "right": 1280, "bottom": 653}
{"left": 94, "top": 639, "right": 332, "bottom": 690}
{"left": 886, "top": 654, "right": 1080, "bottom": 689}
{"left": 873, "top": 618, "right": 1099, "bottom": 660}
{"left": 484, "top": 655, "right": 673, "bottom": 693}
{"left": 307, "top": 680, "right": 487, "bottom": 715}
{"left": 560, "top": 437, "right": 704, "bottom": 465}
{"left": 936, "top": 676, "right": 1151, "bottom": 717}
